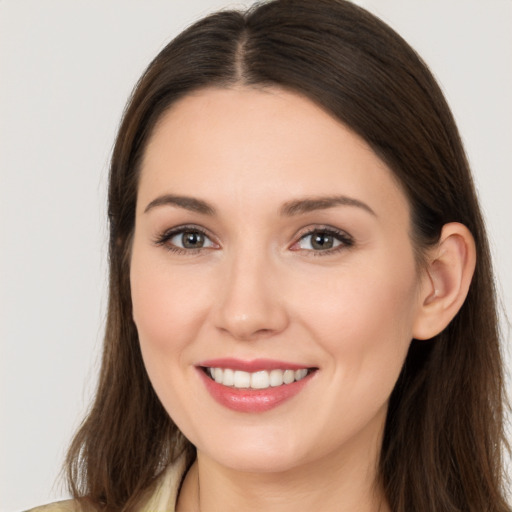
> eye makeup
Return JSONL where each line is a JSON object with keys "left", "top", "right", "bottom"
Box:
{"left": 152, "top": 222, "right": 354, "bottom": 258}
{"left": 290, "top": 225, "right": 354, "bottom": 257}
{"left": 152, "top": 224, "right": 218, "bottom": 255}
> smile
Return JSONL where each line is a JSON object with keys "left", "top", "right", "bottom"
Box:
{"left": 205, "top": 367, "right": 311, "bottom": 389}
{"left": 197, "top": 359, "right": 317, "bottom": 413}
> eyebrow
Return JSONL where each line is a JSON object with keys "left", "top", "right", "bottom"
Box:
{"left": 144, "top": 194, "right": 215, "bottom": 215}
{"left": 280, "top": 195, "right": 376, "bottom": 217}
{"left": 143, "top": 193, "right": 376, "bottom": 217}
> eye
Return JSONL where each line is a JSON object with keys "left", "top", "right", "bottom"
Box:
{"left": 291, "top": 228, "right": 353, "bottom": 253}
{"left": 154, "top": 226, "right": 217, "bottom": 253}
{"left": 170, "top": 229, "right": 214, "bottom": 249}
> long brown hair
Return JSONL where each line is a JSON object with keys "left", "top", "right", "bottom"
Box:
{"left": 66, "top": 1, "right": 511, "bottom": 510}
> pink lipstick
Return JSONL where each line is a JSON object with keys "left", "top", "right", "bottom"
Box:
{"left": 196, "top": 358, "right": 317, "bottom": 413}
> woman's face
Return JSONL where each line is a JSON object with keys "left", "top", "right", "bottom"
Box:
{"left": 131, "top": 87, "right": 427, "bottom": 473}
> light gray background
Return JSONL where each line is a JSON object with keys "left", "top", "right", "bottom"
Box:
{"left": 1, "top": 1, "right": 511, "bottom": 510}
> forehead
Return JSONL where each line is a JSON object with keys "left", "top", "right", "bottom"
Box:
{"left": 138, "top": 86, "right": 409, "bottom": 220}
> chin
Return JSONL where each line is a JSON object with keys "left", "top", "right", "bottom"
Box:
{"left": 194, "top": 424, "right": 311, "bottom": 473}
{"left": 207, "top": 447, "right": 304, "bottom": 474}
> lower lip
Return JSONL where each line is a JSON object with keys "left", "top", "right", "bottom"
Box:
{"left": 197, "top": 369, "right": 314, "bottom": 413}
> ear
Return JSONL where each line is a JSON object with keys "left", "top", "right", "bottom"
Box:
{"left": 413, "top": 222, "right": 476, "bottom": 340}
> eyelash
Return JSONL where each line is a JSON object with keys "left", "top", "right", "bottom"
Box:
{"left": 153, "top": 225, "right": 216, "bottom": 255}
{"left": 291, "top": 226, "right": 354, "bottom": 256}
{"left": 153, "top": 225, "right": 354, "bottom": 256}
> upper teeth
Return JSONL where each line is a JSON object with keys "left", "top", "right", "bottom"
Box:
{"left": 207, "top": 368, "right": 309, "bottom": 389}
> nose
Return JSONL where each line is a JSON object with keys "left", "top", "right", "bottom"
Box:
{"left": 213, "top": 251, "right": 289, "bottom": 341}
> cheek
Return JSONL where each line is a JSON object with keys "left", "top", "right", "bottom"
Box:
{"left": 293, "top": 264, "right": 419, "bottom": 443}
{"left": 129, "top": 248, "right": 211, "bottom": 419}
{"left": 130, "top": 250, "right": 211, "bottom": 355}
{"left": 298, "top": 255, "right": 419, "bottom": 381}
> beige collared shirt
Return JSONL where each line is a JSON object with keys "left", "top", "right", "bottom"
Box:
{"left": 25, "top": 455, "right": 188, "bottom": 512}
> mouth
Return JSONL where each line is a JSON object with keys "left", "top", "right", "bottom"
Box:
{"left": 202, "top": 366, "right": 314, "bottom": 390}
{"left": 196, "top": 359, "right": 318, "bottom": 413}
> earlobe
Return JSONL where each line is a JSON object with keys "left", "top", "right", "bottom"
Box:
{"left": 413, "top": 223, "right": 476, "bottom": 340}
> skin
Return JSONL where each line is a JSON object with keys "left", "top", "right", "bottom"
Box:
{"left": 130, "top": 87, "right": 460, "bottom": 511}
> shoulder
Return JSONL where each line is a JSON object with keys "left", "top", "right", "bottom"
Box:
{"left": 24, "top": 454, "right": 189, "bottom": 512}
{"left": 24, "top": 499, "right": 96, "bottom": 512}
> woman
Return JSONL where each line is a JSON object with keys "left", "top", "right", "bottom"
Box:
{"left": 28, "top": 0, "right": 510, "bottom": 510}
